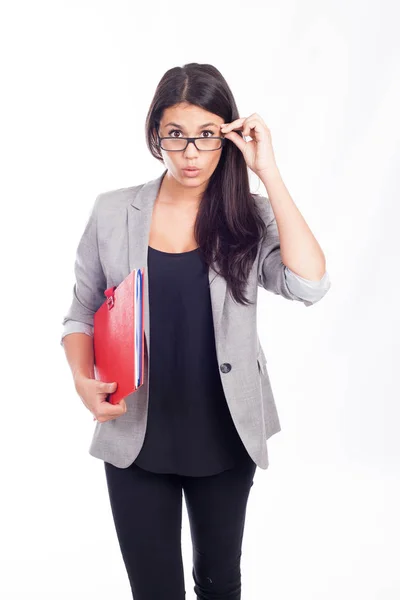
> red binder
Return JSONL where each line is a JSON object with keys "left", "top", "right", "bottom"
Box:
{"left": 93, "top": 268, "right": 145, "bottom": 405}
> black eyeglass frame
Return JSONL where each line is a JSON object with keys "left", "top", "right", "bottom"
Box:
{"left": 156, "top": 132, "right": 226, "bottom": 152}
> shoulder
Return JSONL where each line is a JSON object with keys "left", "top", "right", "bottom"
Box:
{"left": 95, "top": 182, "right": 145, "bottom": 213}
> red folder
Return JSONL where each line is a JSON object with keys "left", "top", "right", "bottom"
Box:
{"left": 93, "top": 268, "right": 145, "bottom": 405}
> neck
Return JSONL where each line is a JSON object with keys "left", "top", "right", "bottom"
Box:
{"left": 158, "top": 170, "right": 205, "bottom": 207}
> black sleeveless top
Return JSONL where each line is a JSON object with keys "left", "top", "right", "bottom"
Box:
{"left": 133, "top": 245, "right": 253, "bottom": 476}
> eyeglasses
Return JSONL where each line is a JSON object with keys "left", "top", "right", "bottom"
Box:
{"left": 156, "top": 132, "right": 226, "bottom": 152}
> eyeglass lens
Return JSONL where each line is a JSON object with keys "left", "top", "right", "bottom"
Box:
{"left": 160, "top": 137, "right": 222, "bottom": 151}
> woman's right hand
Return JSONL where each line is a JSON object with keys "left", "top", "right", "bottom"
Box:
{"left": 74, "top": 375, "right": 127, "bottom": 422}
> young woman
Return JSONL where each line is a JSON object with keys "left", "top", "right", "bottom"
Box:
{"left": 61, "top": 62, "right": 331, "bottom": 600}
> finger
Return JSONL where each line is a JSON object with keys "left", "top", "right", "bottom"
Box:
{"left": 222, "top": 115, "right": 265, "bottom": 133}
{"left": 248, "top": 112, "right": 264, "bottom": 122}
{"left": 222, "top": 130, "right": 247, "bottom": 153}
{"left": 102, "top": 399, "right": 126, "bottom": 415}
{"left": 93, "top": 396, "right": 126, "bottom": 422}
{"left": 243, "top": 120, "right": 264, "bottom": 139}
{"left": 220, "top": 117, "right": 246, "bottom": 132}
{"left": 95, "top": 409, "right": 121, "bottom": 423}
{"left": 97, "top": 380, "right": 118, "bottom": 389}
{"left": 117, "top": 399, "right": 127, "bottom": 413}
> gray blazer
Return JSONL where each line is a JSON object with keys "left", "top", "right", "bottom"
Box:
{"left": 60, "top": 169, "right": 331, "bottom": 470}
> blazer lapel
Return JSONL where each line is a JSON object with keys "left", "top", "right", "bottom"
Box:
{"left": 126, "top": 169, "right": 227, "bottom": 354}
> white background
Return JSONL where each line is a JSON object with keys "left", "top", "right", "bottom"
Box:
{"left": 1, "top": 0, "right": 399, "bottom": 598}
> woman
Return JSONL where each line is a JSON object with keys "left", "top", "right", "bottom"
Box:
{"left": 61, "top": 63, "right": 331, "bottom": 599}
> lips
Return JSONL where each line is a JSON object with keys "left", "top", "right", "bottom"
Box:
{"left": 182, "top": 167, "right": 200, "bottom": 177}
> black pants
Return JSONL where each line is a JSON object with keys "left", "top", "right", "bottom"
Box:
{"left": 104, "top": 456, "right": 257, "bottom": 599}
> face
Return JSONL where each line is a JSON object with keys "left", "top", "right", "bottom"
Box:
{"left": 155, "top": 102, "right": 225, "bottom": 191}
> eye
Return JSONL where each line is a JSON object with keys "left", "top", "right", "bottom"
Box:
{"left": 168, "top": 129, "right": 182, "bottom": 137}
{"left": 167, "top": 129, "right": 216, "bottom": 137}
{"left": 201, "top": 130, "right": 215, "bottom": 137}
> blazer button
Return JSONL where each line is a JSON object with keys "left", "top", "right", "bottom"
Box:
{"left": 220, "top": 363, "right": 231, "bottom": 373}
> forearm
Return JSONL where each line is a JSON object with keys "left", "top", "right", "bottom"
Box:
{"left": 259, "top": 168, "right": 326, "bottom": 281}
{"left": 62, "top": 332, "right": 95, "bottom": 382}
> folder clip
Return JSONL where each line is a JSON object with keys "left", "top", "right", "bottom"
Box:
{"left": 104, "top": 286, "right": 117, "bottom": 311}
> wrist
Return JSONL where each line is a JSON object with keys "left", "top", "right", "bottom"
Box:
{"left": 257, "top": 165, "right": 281, "bottom": 183}
{"left": 73, "top": 368, "right": 94, "bottom": 384}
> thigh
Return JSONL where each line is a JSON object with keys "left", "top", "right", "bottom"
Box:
{"left": 104, "top": 461, "right": 186, "bottom": 600}
{"left": 183, "top": 457, "right": 257, "bottom": 599}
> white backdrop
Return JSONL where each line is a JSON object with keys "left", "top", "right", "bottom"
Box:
{"left": 1, "top": 0, "right": 399, "bottom": 598}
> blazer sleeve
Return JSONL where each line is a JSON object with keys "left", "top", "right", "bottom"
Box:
{"left": 255, "top": 193, "right": 331, "bottom": 307}
{"left": 60, "top": 194, "right": 107, "bottom": 346}
{"left": 284, "top": 266, "right": 331, "bottom": 307}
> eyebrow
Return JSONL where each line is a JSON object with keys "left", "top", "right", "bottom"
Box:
{"left": 164, "top": 121, "right": 218, "bottom": 129}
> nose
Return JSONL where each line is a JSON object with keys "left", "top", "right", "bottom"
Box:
{"left": 183, "top": 140, "right": 199, "bottom": 157}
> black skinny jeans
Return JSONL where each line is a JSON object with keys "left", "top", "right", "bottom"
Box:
{"left": 104, "top": 455, "right": 257, "bottom": 599}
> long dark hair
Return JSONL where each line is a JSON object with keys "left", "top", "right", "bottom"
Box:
{"left": 144, "top": 62, "right": 268, "bottom": 306}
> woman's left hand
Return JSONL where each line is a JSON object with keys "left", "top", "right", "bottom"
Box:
{"left": 220, "top": 113, "right": 278, "bottom": 178}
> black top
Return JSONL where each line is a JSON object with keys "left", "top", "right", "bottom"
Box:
{"left": 133, "top": 245, "right": 253, "bottom": 476}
